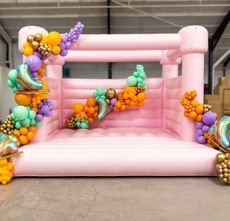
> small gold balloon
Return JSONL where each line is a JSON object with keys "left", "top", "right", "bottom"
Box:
{"left": 106, "top": 88, "right": 116, "bottom": 99}
{"left": 223, "top": 168, "right": 229, "bottom": 173}
{"left": 216, "top": 164, "right": 222, "bottom": 171}
{"left": 218, "top": 169, "right": 223, "bottom": 174}
{"left": 34, "top": 33, "right": 42, "bottom": 42}
{"left": 27, "top": 35, "right": 34, "bottom": 43}
{"left": 9, "top": 134, "right": 20, "bottom": 147}
{"left": 31, "top": 41, "right": 39, "bottom": 50}
{"left": 224, "top": 173, "right": 229, "bottom": 178}
{"left": 219, "top": 174, "right": 224, "bottom": 179}
{"left": 223, "top": 178, "right": 228, "bottom": 183}
{"left": 217, "top": 153, "right": 226, "bottom": 163}
{"left": 225, "top": 153, "right": 230, "bottom": 159}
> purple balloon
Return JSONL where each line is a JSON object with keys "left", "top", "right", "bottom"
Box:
{"left": 61, "top": 34, "right": 68, "bottom": 43}
{"left": 202, "top": 111, "right": 216, "bottom": 126}
{"left": 36, "top": 114, "right": 44, "bottom": 122}
{"left": 65, "top": 41, "right": 72, "bottom": 49}
{"left": 202, "top": 125, "right": 210, "bottom": 132}
{"left": 41, "top": 105, "right": 49, "bottom": 115}
{"left": 45, "top": 111, "right": 51, "bottom": 117}
{"left": 34, "top": 51, "right": 42, "bottom": 58}
{"left": 25, "top": 55, "right": 42, "bottom": 72}
{"left": 196, "top": 122, "right": 204, "bottom": 129}
{"left": 110, "top": 98, "right": 117, "bottom": 105}
{"left": 59, "top": 42, "right": 66, "bottom": 50}
{"left": 60, "top": 49, "right": 68, "bottom": 57}
{"left": 196, "top": 136, "right": 207, "bottom": 144}
{"left": 196, "top": 129, "right": 203, "bottom": 136}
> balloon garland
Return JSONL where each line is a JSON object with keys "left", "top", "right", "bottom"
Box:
{"left": 0, "top": 22, "right": 84, "bottom": 184}
{"left": 66, "top": 64, "right": 147, "bottom": 129}
{"left": 181, "top": 91, "right": 230, "bottom": 184}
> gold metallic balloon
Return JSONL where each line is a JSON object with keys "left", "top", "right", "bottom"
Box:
{"left": 34, "top": 33, "right": 42, "bottom": 42}
{"left": 27, "top": 35, "right": 34, "bottom": 43}
{"left": 8, "top": 134, "right": 20, "bottom": 147}
{"left": 217, "top": 153, "right": 226, "bottom": 163}
{"left": 31, "top": 41, "right": 39, "bottom": 50}
{"left": 106, "top": 88, "right": 116, "bottom": 99}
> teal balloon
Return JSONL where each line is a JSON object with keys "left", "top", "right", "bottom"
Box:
{"left": 36, "top": 122, "right": 43, "bottom": 127}
{"left": 80, "top": 123, "right": 88, "bottom": 129}
{"left": 30, "top": 119, "right": 36, "bottom": 125}
{"left": 8, "top": 80, "right": 14, "bottom": 88}
{"left": 29, "top": 110, "right": 36, "bottom": 119}
{"left": 13, "top": 106, "right": 28, "bottom": 121}
{"left": 127, "top": 76, "right": 137, "bottom": 86}
{"left": 15, "top": 122, "right": 22, "bottom": 129}
{"left": 137, "top": 77, "right": 143, "bottom": 83}
{"left": 139, "top": 72, "right": 146, "bottom": 79}
{"left": 8, "top": 69, "right": 18, "bottom": 81}
{"left": 133, "top": 72, "right": 138, "bottom": 77}
{"left": 22, "top": 118, "right": 30, "bottom": 126}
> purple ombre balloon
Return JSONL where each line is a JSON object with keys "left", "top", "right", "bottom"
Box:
{"left": 65, "top": 41, "right": 72, "bottom": 49}
{"left": 196, "top": 122, "right": 204, "bottom": 129}
{"left": 197, "top": 136, "right": 206, "bottom": 144}
{"left": 202, "top": 111, "right": 216, "bottom": 126}
{"left": 202, "top": 125, "right": 210, "bottom": 132}
{"left": 110, "top": 98, "right": 117, "bottom": 106}
{"left": 25, "top": 55, "right": 42, "bottom": 72}
{"left": 36, "top": 114, "right": 44, "bottom": 122}
{"left": 60, "top": 49, "right": 68, "bottom": 57}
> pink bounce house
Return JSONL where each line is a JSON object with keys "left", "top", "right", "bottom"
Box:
{"left": 13, "top": 25, "right": 219, "bottom": 177}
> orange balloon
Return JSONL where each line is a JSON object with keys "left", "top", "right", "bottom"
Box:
{"left": 196, "top": 114, "right": 203, "bottom": 122}
{"left": 191, "top": 100, "right": 199, "bottom": 107}
{"left": 15, "top": 94, "right": 32, "bottom": 106}
{"left": 20, "top": 127, "right": 28, "bottom": 135}
{"left": 88, "top": 107, "right": 95, "bottom": 114}
{"left": 13, "top": 129, "right": 20, "bottom": 137}
{"left": 137, "top": 93, "right": 145, "bottom": 102}
{"left": 88, "top": 117, "right": 95, "bottom": 123}
{"left": 189, "top": 111, "right": 197, "bottom": 120}
{"left": 28, "top": 126, "right": 37, "bottom": 133}
{"left": 84, "top": 106, "right": 88, "bottom": 113}
{"left": 23, "top": 47, "right": 34, "bottom": 56}
{"left": 196, "top": 105, "right": 204, "bottom": 114}
{"left": 87, "top": 98, "right": 96, "bottom": 107}
{"left": 19, "top": 135, "right": 28, "bottom": 145}
{"left": 120, "top": 105, "right": 126, "bottom": 111}
{"left": 27, "top": 131, "right": 35, "bottom": 141}
{"left": 115, "top": 101, "right": 121, "bottom": 108}
{"left": 73, "top": 103, "right": 84, "bottom": 113}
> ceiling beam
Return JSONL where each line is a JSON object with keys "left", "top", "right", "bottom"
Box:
{"left": 0, "top": 4, "right": 229, "bottom": 10}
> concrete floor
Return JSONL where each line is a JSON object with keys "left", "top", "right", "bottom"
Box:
{"left": 0, "top": 177, "right": 229, "bottom": 221}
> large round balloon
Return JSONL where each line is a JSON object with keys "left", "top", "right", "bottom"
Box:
{"left": 25, "top": 55, "right": 42, "bottom": 72}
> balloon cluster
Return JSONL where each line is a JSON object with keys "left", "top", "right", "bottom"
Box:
{"left": 180, "top": 90, "right": 206, "bottom": 122}
{"left": 11, "top": 106, "right": 38, "bottom": 129}
{"left": 181, "top": 90, "right": 230, "bottom": 185}
{"left": 36, "top": 99, "right": 54, "bottom": 122}
{"left": 216, "top": 153, "right": 230, "bottom": 184}
{"left": 0, "top": 22, "right": 84, "bottom": 184}
{"left": 195, "top": 112, "right": 217, "bottom": 144}
{"left": 66, "top": 64, "right": 147, "bottom": 129}
{"left": 127, "top": 64, "right": 147, "bottom": 87}
{"left": 0, "top": 115, "right": 15, "bottom": 135}
{"left": 0, "top": 159, "right": 14, "bottom": 185}
{"left": 13, "top": 126, "right": 37, "bottom": 146}
{"left": 70, "top": 97, "right": 99, "bottom": 129}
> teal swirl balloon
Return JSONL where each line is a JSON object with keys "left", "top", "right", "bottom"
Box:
{"left": 209, "top": 116, "right": 230, "bottom": 148}
{"left": 16, "top": 64, "right": 42, "bottom": 90}
{"left": 0, "top": 133, "right": 18, "bottom": 157}
{"left": 98, "top": 98, "right": 111, "bottom": 121}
